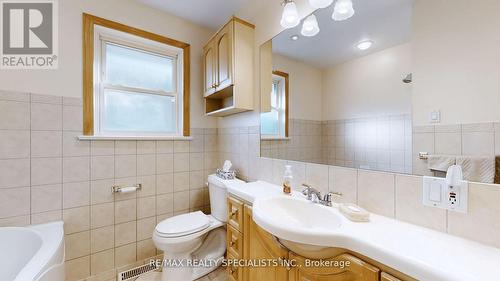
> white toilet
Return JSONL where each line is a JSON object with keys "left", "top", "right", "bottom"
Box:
{"left": 149, "top": 174, "right": 243, "bottom": 281}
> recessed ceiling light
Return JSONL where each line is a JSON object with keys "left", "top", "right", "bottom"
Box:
{"left": 290, "top": 35, "right": 299, "bottom": 41}
{"left": 356, "top": 40, "right": 373, "bottom": 50}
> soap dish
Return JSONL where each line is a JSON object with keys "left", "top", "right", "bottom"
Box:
{"left": 339, "top": 203, "right": 370, "bottom": 222}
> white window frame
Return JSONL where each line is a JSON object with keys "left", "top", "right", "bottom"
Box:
{"left": 93, "top": 25, "right": 184, "bottom": 136}
{"left": 261, "top": 74, "right": 286, "bottom": 139}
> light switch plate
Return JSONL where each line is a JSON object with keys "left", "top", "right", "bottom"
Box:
{"left": 423, "top": 176, "right": 468, "bottom": 213}
{"left": 429, "top": 110, "right": 441, "bottom": 123}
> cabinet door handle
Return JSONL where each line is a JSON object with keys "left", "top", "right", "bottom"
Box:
{"left": 230, "top": 209, "right": 238, "bottom": 217}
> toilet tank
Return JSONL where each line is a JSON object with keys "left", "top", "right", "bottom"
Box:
{"left": 207, "top": 175, "right": 243, "bottom": 222}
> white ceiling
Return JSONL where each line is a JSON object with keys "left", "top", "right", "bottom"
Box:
{"left": 137, "top": 0, "right": 249, "bottom": 29}
{"left": 272, "top": 0, "right": 415, "bottom": 69}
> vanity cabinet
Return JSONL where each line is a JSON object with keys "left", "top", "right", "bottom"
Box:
{"left": 226, "top": 195, "right": 412, "bottom": 281}
{"left": 380, "top": 272, "right": 402, "bottom": 281}
{"left": 289, "top": 252, "right": 379, "bottom": 281}
{"left": 244, "top": 205, "right": 290, "bottom": 281}
{"left": 203, "top": 17, "right": 254, "bottom": 116}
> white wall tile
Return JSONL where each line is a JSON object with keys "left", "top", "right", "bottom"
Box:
{"left": 0, "top": 100, "right": 30, "bottom": 130}
{"left": 305, "top": 163, "right": 329, "bottom": 194}
{"left": 0, "top": 130, "right": 30, "bottom": 159}
{"left": 0, "top": 159, "right": 30, "bottom": 188}
{"left": 91, "top": 225, "right": 114, "bottom": 253}
{"left": 448, "top": 182, "right": 500, "bottom": 248}
{"left": 63, "top": 206, "right": 90, "bottom": 234}
{"left": 31, "top": 103, "right": 62, "bottom": 130}
{"left": 66, "top": 231, "right": 90, "bottom": 260}
{"left": 63, "top": 181, "right": 90, "bottom": 208}
{"left": 329, "top": 166, "right": 357, "bottom": 204}
{"left": 395, "top": 175, "right": 446, "bottom": 232}
{"left": 62, "top": 106, "right": 83, "bottom": 131}
{"left": 0, "top": 187, "right": 30, "bottom": 218}
{"left": 115, "top": 155, "right": 137, "bottom": 178}
{"left": 115, "top": 141, "right": 136, "bottom": 155}
{"left": 63, "top": 157, "right": 90, "bottom": 183}
{"left": 357, "top": 170, "right": 395, "bottom": 217}
{"left": 91, "top": 156, "right": 114, "bottom": 180}
{"left": 31, "top": 157, "right": 62, "bottom": 185}
{"left": 63, "top": 131, "right": 90, "bottom": 157}
{"left": 31, "top": 184, "right": 62, "bottom": 213}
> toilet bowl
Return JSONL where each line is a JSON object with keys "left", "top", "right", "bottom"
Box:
{"left": 150, "top": 174, "right": 243, "bottom": 281}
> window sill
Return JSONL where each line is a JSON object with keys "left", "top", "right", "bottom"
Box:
{"left": 260, "top": 137, "right": 291, "bottom": 141}
{"left": 78, "top": 135, "right": 193, "bottom": 141}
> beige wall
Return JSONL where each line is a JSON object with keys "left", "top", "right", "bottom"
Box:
{"left": 322, "top": 43, "right": 412, "bottom": 120}
{"left": 0, "top": 0, "right": 216, "bottom": 128}
{"left": 273, "top": 54, "right": 323, "bottom": 121}
{"left": 412, "top": 0, "right": 500, "bottom": 125}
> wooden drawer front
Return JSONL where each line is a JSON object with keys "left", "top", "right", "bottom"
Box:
{"left": 227, "top": 197, "right": 244, "bottom": 231}
{"left": 227, "top": 253, "right": 242, "bottom": 281}
{"left": 227, "top": 224, "right": 243, "bottom": 258}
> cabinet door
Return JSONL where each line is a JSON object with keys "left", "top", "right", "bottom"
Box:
{"left": 289, "top": 252, "right": 379, "bottom": 281}
{"left": 203, "top": 41, "right": 216, "bottom": 96}
{"left": 216, "top": 22, "right": 233, "bottom": 91}
{"left": 243, "top": 205, "right": 289, "bottom": 281}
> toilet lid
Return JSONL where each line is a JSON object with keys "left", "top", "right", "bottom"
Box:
{"left": 155, "top": 211, "right": 210, "bottom": 237}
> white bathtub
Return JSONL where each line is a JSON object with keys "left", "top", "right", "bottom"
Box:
{"left": 0, "top": 221, "right": 65, "bottom": 281}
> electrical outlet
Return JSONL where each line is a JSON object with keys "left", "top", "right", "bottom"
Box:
{"left": 423, "top": 176, "right": 468, "bottom": 213}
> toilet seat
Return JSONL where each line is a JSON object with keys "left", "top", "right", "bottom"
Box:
{"left": 155, "top": 211, "right": 210, "bottom": 238}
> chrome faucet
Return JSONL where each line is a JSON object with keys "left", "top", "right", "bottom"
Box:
{"left": 301, "top": 183, "right": 342, "bottom": 207}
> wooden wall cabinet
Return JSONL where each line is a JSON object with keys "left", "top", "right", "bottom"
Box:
{"left": 203, "top": 17, "right": 255, "bottom": 117}
{"left": 226, "top": 195, "right": 414, "bottom": 281}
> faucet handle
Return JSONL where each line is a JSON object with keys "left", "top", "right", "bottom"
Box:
{"left": 323, "top": 192, "right": 343, "bottom": 204}
{"left": 301, "top": 183, "right": 311, "bottom": 195}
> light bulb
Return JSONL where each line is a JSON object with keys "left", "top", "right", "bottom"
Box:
{"left": 280, "top": 1, "right": 300, "bottom": 29}
{"left": 308, "top": 0, "right": 333, "bottom": 9}
{"left": 332, "top": 0, "right": 355, "bottom": 21}
{"left": 356, "top": 40, "right": 373, "bottom": 50}
{"left": 301, "top": 14, "right": 320, "bottom": 37}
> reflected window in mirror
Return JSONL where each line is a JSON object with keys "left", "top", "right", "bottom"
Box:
{"left": 261, "top": 71, "right": 289, "bottom": 139}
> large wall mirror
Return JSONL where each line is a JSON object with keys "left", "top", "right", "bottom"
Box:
{"left": 260, "top": 0, "right": 500, "bottom": 184}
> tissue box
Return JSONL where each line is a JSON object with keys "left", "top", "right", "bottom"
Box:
{"left": 216, "top": 169, "right": 236, "bottom": 180}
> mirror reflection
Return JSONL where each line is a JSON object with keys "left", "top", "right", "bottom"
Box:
{"left": 261, "top": 0, "right": 414, "bottom": 174}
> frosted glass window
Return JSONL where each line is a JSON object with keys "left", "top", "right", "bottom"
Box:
{"left": 261, "top": 110, "right": 279, "bottom": 135}
{"left": 103, "top": 90, "right": 176, "bottom": 133}
{"left": 105, "top": 43, "right": 174, "bottom": 92}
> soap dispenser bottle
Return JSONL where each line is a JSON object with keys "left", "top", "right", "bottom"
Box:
{"left": 283, "top": 165, "right": 293, "bottom": 195}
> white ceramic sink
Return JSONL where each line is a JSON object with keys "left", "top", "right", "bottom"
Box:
{"left": 252, "top": 196, "right": 343, "bottom": 258}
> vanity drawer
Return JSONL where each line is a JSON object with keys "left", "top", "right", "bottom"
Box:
{"left": 227, "top": 224, "right": 243, "bottom": 258}
{"left": 227, "top": 253, "right": 242, "bottom": 281}
{"left": 227, "top": 197, "right": 244, "bottom": 231}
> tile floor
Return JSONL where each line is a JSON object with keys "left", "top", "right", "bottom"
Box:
{"left": 195, "top": 267, "right": 228, "bottom": 281}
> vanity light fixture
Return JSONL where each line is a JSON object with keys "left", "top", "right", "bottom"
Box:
{"left": 308, "top": 0, "right": 333, "bottom": 9}
{"left": 332, "top": 0, "right": 355, "bottom": 21}
{"left": 356, "top": 40, "right": 373, "bottom": 50}
{"left": 301, "top": 14, "right": 320, "bottom": 37}
{"left": 290, "top": 34, "right": 300, "bottom": 41}
{"left": 280, "top": 0, "right": 300, "bottom": 29}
